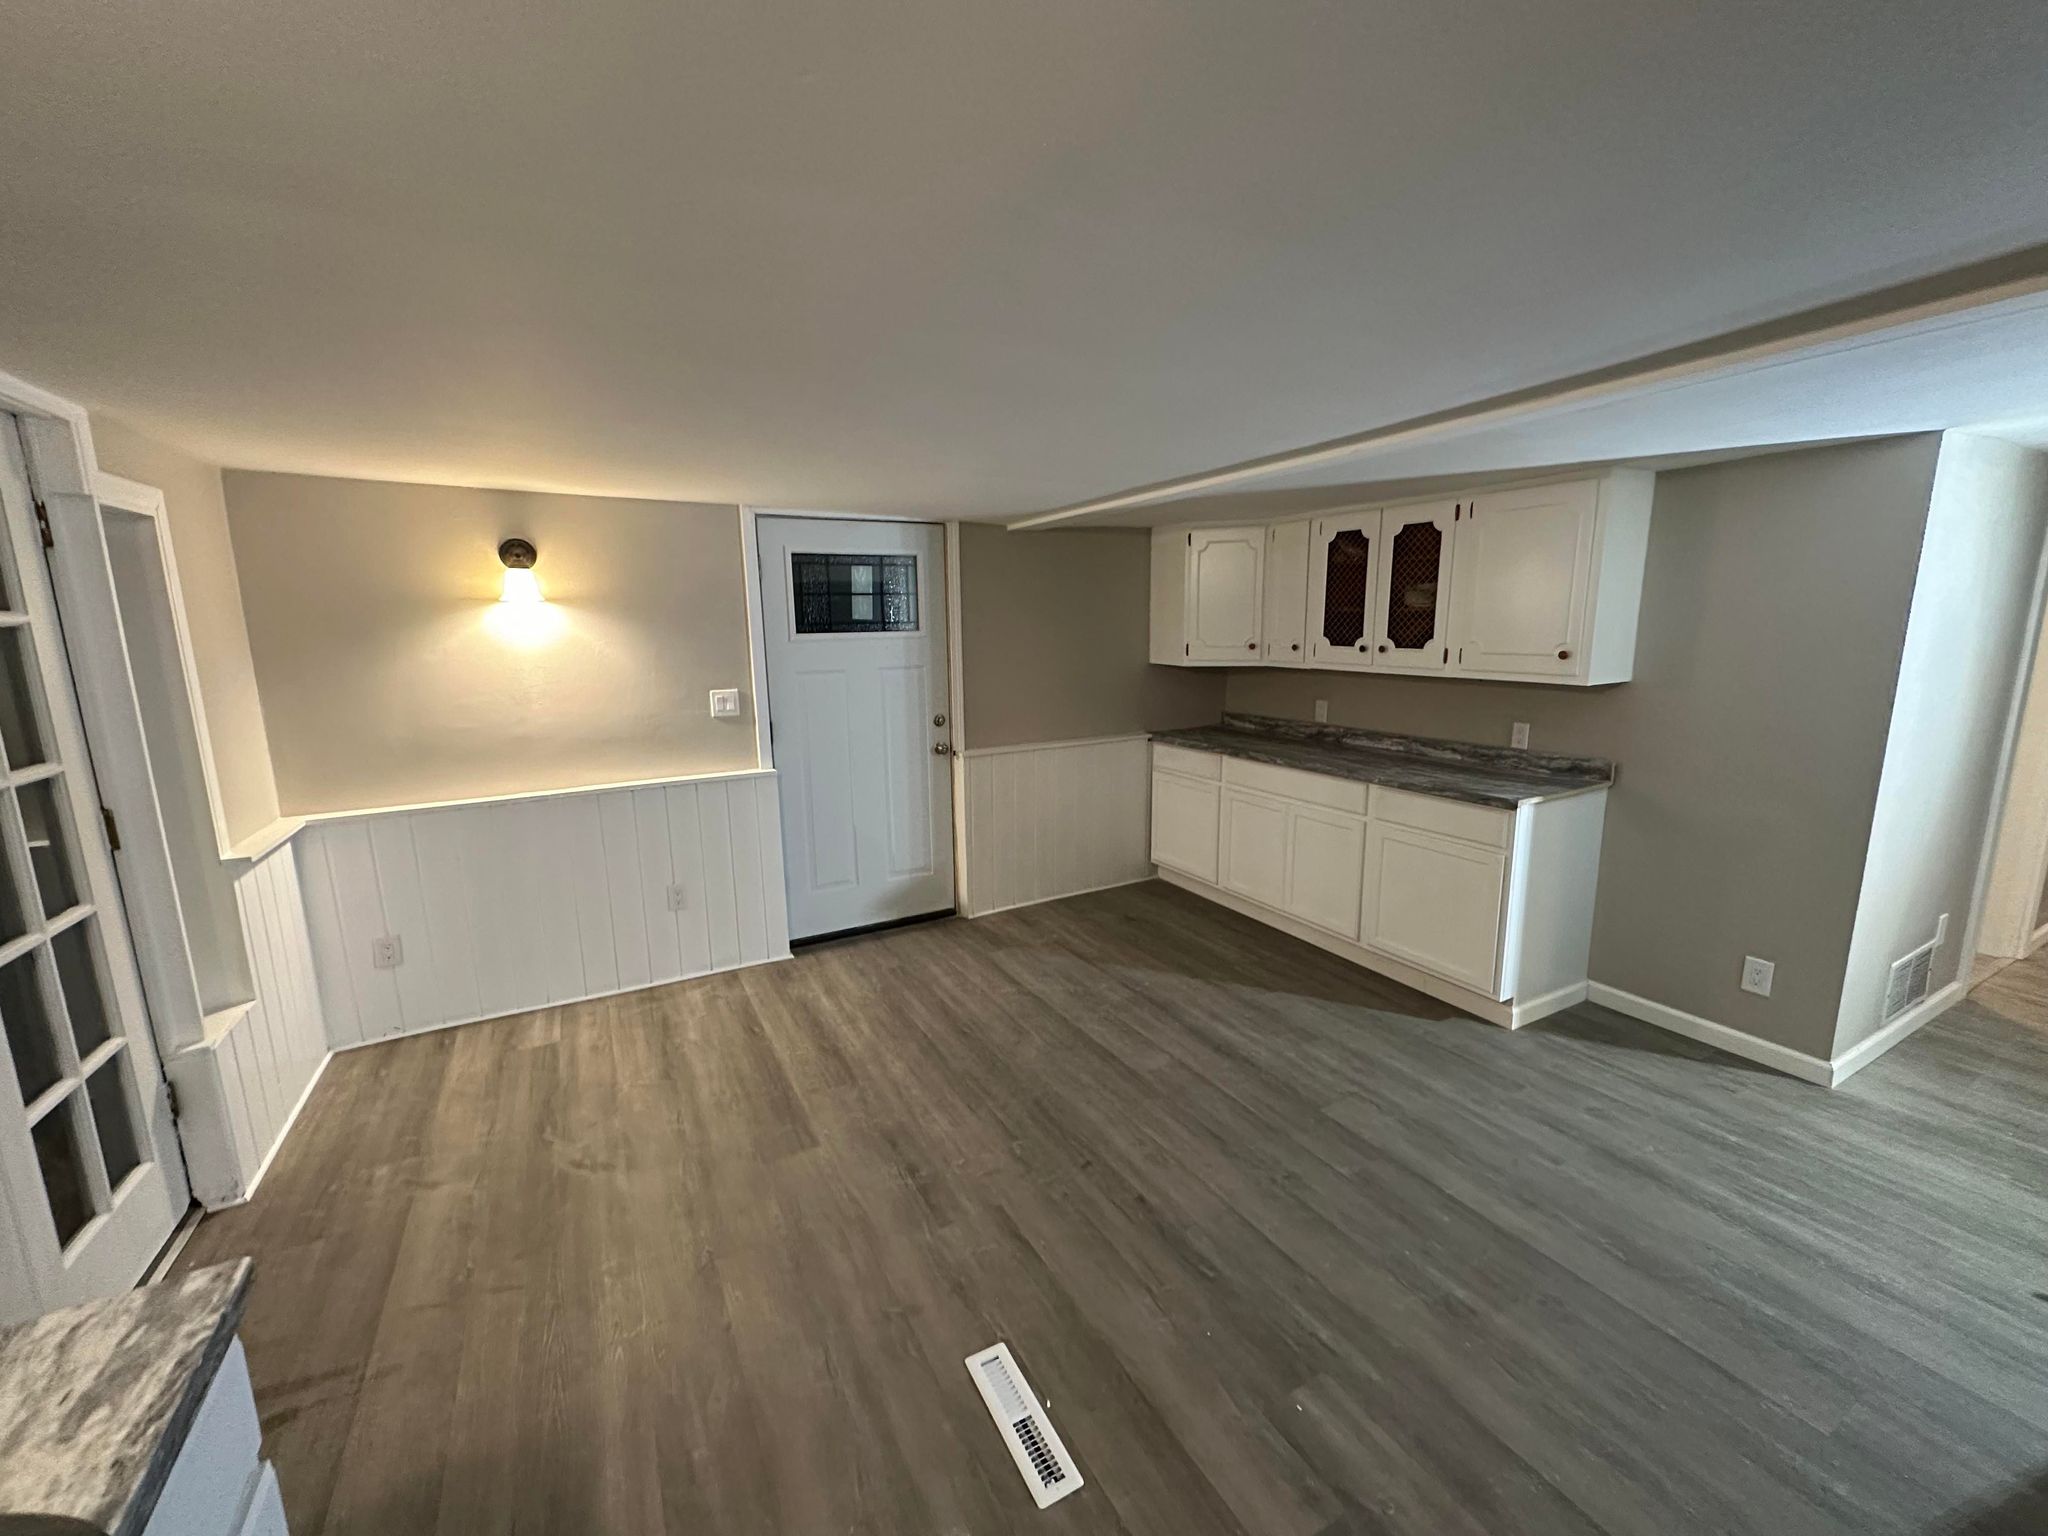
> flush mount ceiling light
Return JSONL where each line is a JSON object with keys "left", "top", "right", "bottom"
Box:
{"left": 498, "top": 538, "right": 542, "bottom": 604}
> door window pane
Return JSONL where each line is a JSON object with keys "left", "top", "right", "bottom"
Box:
{"left": 0, "top": 810, "right": 28, "bottom": 948}
{"left": 53, "top": 921, "right": 111, "bottom": 1057}
{"left": 17, "top": 778, "right": 79, "bottom": 917}
{"left": 86, "top": 1056, "right": 142, "bottom": 1190}
{"left": 0, "top": 627, "right": 47, "bottom": 773}
{"left": 792, "top": 554, "right": 919, "bottom": 633}
{"left": 32, "top": 1104, "right": 92, "bottom": 1247}
{"left": 1, "top": 948, "right": 59, "bottom": 1104}
{"left": 1320, "top": 530, "right": 1371, "bottom": 648}
{"left": 1385, "top": 522, "right": 1444, "bottom": 650}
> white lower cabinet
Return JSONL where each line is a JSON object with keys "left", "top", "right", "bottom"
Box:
{"left": 1284, "top": 803, "right": 1367, "bottom": 940}
{"left": 1151, "top": 771, "right": 1221, "bottom": 883}
{"left": 1360, "top": 823, "right": 1508, "bottom": 996}
{"left": 1221, "top": 789, "right": 1290, "bottom": 909}
{"left": 1148, "top": 743, "right": 1606, "bottom": 1027}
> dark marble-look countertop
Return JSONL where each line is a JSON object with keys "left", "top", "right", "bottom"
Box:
{"left": 1151, "top": 713, "right": 1613, "bottom": 809}
{"left": 0, "top": 1260, "right": 252, "bottom": 1536}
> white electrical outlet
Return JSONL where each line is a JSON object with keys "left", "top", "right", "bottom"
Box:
{"left": 666, "top": 883, "right": 689, "bottom": 912}
{"left": 1934, "top": 912, "right": 1949, "bottom": 945}
{"left": 1313, "top": 699, "right": 1329, "bottom": 723}
{"left": 1740, "top": 956, "right": 1774, "bottom": 997}
{"left": 1511, "top": 722, "right": 1531, "bottom": 749}
{"left": 708, "top": 687, "right": 741, "bottom": 718}
{"left": 371, "top": 935, "right": 404, "bottom": 970}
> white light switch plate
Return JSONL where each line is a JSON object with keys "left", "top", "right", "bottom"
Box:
{"left": 1511, "top": 722, "right": 1531, "bottom": 749}
{"left": 1741, "top": 956, "right": 1774, "bottom": 997}
{"left": 708, "top": 688, "right": 741, "bottom": 718}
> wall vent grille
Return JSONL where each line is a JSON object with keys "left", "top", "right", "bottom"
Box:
{"left": 1883, "top": 941, "right": 1936, "bottom": 1023}
{"left": 966, "top": 1343, "right": 1084, "bottom": 1509}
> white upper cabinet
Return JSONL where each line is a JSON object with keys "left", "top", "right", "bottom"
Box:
{"left": 1150, "top": 526, "right": 1265, "bottom": 663}
{"left": 1449, "top": 471, "right": 1653, "bottom": 684}
{"left": 1151, "top": 470, "right": 1653, "bottom": 685}
{"left": 1373, "top": 500, "right": 1458, "bottom": 673}
{"left": 1306, "top": 507, "right": 1382, "bottom": 670}
{"left": 1260, "top": 519, "right": 1311, "bottom": 665}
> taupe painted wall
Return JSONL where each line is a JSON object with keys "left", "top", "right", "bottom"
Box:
{"left": 1223, "top": 437, "right": 1946, "bottom": 1059}
{"left": 1833, "top": 436, "right": 2048, "bottom": 1055}
{"left": 959, "top": 524, "right": 1224, "bottom": 749}
{"left": 224, "top": 472, "right": 756, "bottom": 814}
{"left": 88, "top": 416, "right": 283, "bottom": 843}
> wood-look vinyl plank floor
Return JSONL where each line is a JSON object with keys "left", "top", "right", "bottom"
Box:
{"left": 179, "top": 880, "right": 2048, "bottom": 1535}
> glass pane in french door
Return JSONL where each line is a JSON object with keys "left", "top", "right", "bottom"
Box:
{"left": 0, "top": 413, "right": 185, "bottom": 1323}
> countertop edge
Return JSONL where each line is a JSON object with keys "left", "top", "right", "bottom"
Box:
{"left": 1148, "top": 727, "right": 1613, "bottom": 809}
{"left": 110, "top": 1259, "right": 255, "bottom": 1536}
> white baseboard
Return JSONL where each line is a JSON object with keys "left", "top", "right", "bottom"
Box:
{"left": 1584, "top": 982, "right": 1835, "bottom": 1086}
{"left": 1828, "top": 978, "right": 1967, "bottom": 1085}
{"left": 968, "top": 872, "right": 1156, "bottom": 920}
{"left": 1512, "top": 980, "right": 1589, "bottom": 1029}
{"left": 230, "top": 1050, "right": 333, "bottom": 1206}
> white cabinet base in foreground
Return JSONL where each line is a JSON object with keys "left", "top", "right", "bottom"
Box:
{"left": 1159, "top": 868, "right": 1588, "bottom": 1030}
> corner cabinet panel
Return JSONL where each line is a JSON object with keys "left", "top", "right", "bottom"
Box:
{"left": 1283, "top": 804, "right": 1367, "bottom": 940}
{"left": 1373, "top": 501, "right": 1458, "bottom": 673}
{"left": 1360, "top": 822, "right": 1509, "bottom": 997}
{"left": 1220, "top": 789, "right": 1290, "bottom": 909}
{"left": 1186, "top": 528, "right": 1265, "bottom": 661}
{"left": 1306, "top": 508, "right": 1382, "bottom": 670}
{"left": 1449, "top": 481, "right": 1597, "bottom": 679}
{"left": 1150, "top": 771, "right": 1220, "bottom": 882}
{"left": 1261, "top": 520, "right": 1312, "bottom": 665}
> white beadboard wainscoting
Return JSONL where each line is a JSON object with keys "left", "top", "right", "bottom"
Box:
{"left": 163, "top": 840, "right": 332, "bottom": 1208}
{"left": 298, "top": 770, "right": 792, "bottom": 1049}
{"left": 961, "top": 735, "right": 1155, "bottom": 916}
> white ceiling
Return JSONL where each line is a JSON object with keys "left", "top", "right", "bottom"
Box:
{"left": 2, "top": 0, "right": 2046, "bottom": 519}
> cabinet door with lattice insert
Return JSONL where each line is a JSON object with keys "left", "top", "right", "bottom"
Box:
{"left": 1305, "top": 507, "right": 1382, "bottom": 670}
{"left": 1371, "top": 501, "right": 1458, "bottom": 673}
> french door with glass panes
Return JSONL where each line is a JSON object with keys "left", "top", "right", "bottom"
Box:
{"left": 0, "top": 418, "right": 187, "bottom": 1324}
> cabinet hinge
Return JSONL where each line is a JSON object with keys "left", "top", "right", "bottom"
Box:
{"left": 1454, "top": 504, "right": 1461, "bottom": 521}
{"left": 164, "top": 1079, "right": 180, "bottom": 1119}
{"left": 1186, "top": 533, "right": 1192, "bottom": 547}
{"left": 32, "top": 499, "right": 53, "bottom": 549}
{"left": 1442, "top": 647, "right": 1449, "bottom": 664}
{"left": 101, "top": 805, "right": 121, "bottom": 852}
{"left": 1184, "top": 643, "right": 1190, "bottom": 656}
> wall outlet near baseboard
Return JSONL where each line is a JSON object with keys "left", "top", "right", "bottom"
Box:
{"left": 666, "top": 883, "right": 689, "bottom": 912}
{"left": 371, "top": 935, "right": 404, "bottom": 970}
{"left": 1313, "top": 699, "right": 1329, "bottom": 723}
{"left": 1511, "top": 722, "right": 1531, "bottom": 749}
{"left": 1740, "top": 955, "right": 1774, "bottom": 997}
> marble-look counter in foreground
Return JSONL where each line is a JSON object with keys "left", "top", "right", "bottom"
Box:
{"left": 0, "top": 1261, "right": 252, "bottom": 1536}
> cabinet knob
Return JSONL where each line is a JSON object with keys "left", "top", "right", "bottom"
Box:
{"left": 1558, "top": 649, "right": 1571, "bottom": 660}
{"left": 1247, "top": 642, "right": 1257, "bottom": 651}
{"left": 1290, "top": 642, "right": 1300, "bottom": 652}
{"left": 1377, "top": 643, "right": 1388, "bottom": 653}
{"left": 1357, "top": 642, "right": 1368, "bottom": 651}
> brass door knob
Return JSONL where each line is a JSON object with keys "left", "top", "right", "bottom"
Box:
{"left": 932, "top": 742, "right": 950, "bottom": 756}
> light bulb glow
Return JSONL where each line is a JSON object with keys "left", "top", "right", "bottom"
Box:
{"left": 499, "top": 566, "right": 543, "bottom": 605}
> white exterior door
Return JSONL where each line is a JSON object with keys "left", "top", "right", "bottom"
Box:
{"left": 1185, "top": 528, "right": 1264, "bottom": 661}
{"left": 0, "top": 419, "right": 188, "bottom": 1323}
{"left": 1373, "top": 501, "right": 1458, "bottom": 673}
{"left": 1306, "top": 508, "right": 1382, "bottom": 669}
{"left": 759, "top": 517, "right": 954, "bottom": 941}
{"left": 1451, "top": 481, "right": 1596, "bottom": 677}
